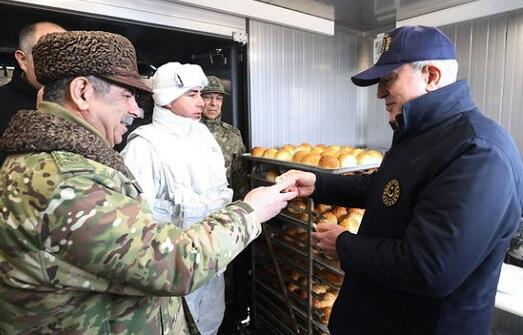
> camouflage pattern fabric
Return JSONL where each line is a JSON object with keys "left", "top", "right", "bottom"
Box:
{"left": 0, "top": 103, "right": 261, "bottom": 334}
{"left": 201, "top": 117, "right": 249, "bottom": 200}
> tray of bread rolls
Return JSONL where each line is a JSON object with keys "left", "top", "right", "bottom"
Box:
{"left": 243, "top": 143, "right": 383, "bottom": 174}
{"left": 256, "top": 264, "right": 339, "bottom": 327}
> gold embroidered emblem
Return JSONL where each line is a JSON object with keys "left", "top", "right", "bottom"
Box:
{"left": 382, "top": 179, "right": 400, "bottom": 207}
{"left": 380, "top": 34, "right": 392, "bottom": 55}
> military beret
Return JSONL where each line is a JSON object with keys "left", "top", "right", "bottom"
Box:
{"left": 32, "top": 30, "right": 152, "bottom": 93}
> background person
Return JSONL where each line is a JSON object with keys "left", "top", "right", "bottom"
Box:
{"left": 0, "top": 22, "right": 65, "bottom": 146}
{"left": 201, "top": 76, "right": 249, "bottom": 200}
{"left": 0, "top": 31, "right": 297, "bottom": 334}
{"left": 201, "top": 76, "right": 251, "bottom": 334}
{"left": 279, "top": 25, "right": 523, "bottom": 335}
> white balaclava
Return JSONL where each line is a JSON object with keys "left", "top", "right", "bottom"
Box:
{"left": 151, "top": 62, "right": 208, "bottom": 106}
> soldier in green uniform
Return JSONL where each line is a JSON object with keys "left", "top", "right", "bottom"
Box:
{"left": 0, "top": 31, "right": 296, "bottom": 335}
{"left": 201, "top": 76, "right": 249, "bottom": 200}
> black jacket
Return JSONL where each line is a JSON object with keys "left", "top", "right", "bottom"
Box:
{"left": 0, "top": 66, "right": 37, "bottom": 164}
{"left": 312, "top": 81, "right": 523, "bottom": 335}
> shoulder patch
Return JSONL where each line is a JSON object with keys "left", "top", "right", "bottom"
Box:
{"left": 222, "top": 122, "right": 241, "bottom": 135}
{"left": 51, "top": 151, "right": 94, "bottom": 174}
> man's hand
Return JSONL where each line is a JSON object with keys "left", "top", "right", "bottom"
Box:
{"left": 275, "top": 169, "right": 316, "bottom": 198}
{"left": 312, "top": 223, "right": 346, "bottom": 258}
{"left": 244, "top": 179, "right": 298, "bottom": 223}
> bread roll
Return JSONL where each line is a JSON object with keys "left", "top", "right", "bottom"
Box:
{"left": 265, "top": 170, "right": 279, "bottom": 182}
{"left": 292, "top": 150, "right": 309, "bottom": 163}
{"left": 311, "top": 146, "right": 325, "bottom": 154}
{"left": 338, "top": 153, "right": 358, "bottom": 168}
{"left": 339, "top": 145, "right": 354, "bottom": 154}
{"left": 319, "top": 155, "right": 340, "bottom": 169}
{"left": 274, "top": 149, "right": 292, "bottom": 161}
{"left": 312, "top": 283, "right": 329, "bottom": 294}
{"left": 331, "top": 206, "right": 347, "bottom": 219}
{"left": 366, "top": 149, "right": 383, "bottom": 160}
{"left": 327, "top": 145, "right": 340, "bottom": 152}
{"left": 262, "top": 148, "right": 278, "bottom": 159}
{"left": 356, "top": 152, "right": 381, "bottom": 165}
{"left": 300, "top": 153, "right": 321, "bottom": 166}
{"left": 314, "top": 203, "right": 332, "bottom": 214}
{"left": 280, "top": 144, "right": 295, "bottom": 153}
{"left": 339, "top": 217, "right": 360, "bottom": 234}
{"left": 318, "top": 212, "right": 337, "bottom": 225}
{"left": 295, "top": 144, "right": 312, "bottom": 153}
{"left": 351, "top": 148, "right": 364, "bottom": 157}
{"left": 250, "top": 146, "right": 266, "bottom": 157}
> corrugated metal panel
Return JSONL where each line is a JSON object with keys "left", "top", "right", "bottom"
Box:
{"left": 248, "top": 21, "right": 363, "bottom": 148}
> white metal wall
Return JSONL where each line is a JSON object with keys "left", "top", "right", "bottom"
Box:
{"left": 248, "top": 21, "right": 364, "bottom": 148}
{"left": 440, "top": 9, "right": 523, "bottom": 153}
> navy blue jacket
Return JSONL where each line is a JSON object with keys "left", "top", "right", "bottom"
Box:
{"left": 312, "top": 81, "right": 523, "bottom": 335}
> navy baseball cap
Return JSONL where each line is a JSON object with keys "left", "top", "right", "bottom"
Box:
{"left": 351, "top": 25, "right": 456, "bottom": 87}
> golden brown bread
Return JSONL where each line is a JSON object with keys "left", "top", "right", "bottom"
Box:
{"left": 262, "top": 148, "right": 278, "bottom": 159}
{"left": 319, "top": 155, "right": 340, "bottom": 169}
{"left": 338, "top": 153, "right": 358, "bottom": 168}
{"left": 314, "top": 203, "right": 332, "bottom": 214}
{"left": 292, "top": 150, "right": 309, "bottom": 163}
{"left": 274, "top": 149, "right": 292, "bottom": 161}
{"left": 318, "top": 212, "right": 337, "bottom": 225}
{"left": 331, "top": 206, "right": 348, "bottom": 219}
{"left": 250, "top": 146, "right": 266, "bottom": 157}
{"left": 300, "top": 153, "right": 321, "bottom": 166}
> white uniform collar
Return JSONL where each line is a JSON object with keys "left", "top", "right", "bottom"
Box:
{"left": 152, "top": 105, "right": 205, "bottom": 137}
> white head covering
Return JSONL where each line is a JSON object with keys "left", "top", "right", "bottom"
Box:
{"left": 151, "top": 62, "right": 208, "bottom": 106}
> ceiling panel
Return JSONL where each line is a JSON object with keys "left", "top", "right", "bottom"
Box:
{"left": 256, "top": 0, "right": 477, "bottom": 31}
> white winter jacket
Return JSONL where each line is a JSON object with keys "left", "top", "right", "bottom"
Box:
{"left": 122, "top": 105, "right": 233, "bottom": 229}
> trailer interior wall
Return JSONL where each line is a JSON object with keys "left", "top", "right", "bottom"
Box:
{"left": 248, "top": 21, "right": 363, "bottom": 148}
{"left": 363, "top": 8, "right": 523, "bottom": 153}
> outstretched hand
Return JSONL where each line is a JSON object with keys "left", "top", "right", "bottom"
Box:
{"left": 275, "top": 169, "right": 316, "bottom": 198}
{"left": 244, "top": 179, "right": 298, "bottom": 222}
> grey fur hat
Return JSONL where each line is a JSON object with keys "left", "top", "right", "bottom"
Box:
{"left": 32, "top": 30, "right": 151, "bottom": 93}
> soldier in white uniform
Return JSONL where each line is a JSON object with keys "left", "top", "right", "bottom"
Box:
{"left": 122, "top": 62, "right": 231, "bottom": 335}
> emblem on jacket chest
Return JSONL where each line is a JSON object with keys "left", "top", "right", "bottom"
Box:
{"left": 382, "top": 179, "right": 400, "bottom": 207}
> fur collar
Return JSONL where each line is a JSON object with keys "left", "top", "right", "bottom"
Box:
{"left": 0, "top": 102, "right": 133, "bottom": 178}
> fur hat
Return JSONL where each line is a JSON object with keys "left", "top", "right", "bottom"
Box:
{"left": 32, "top": 31, "right": 151, "bottom": 93}
{"left": 152, "top": 62, "right": 208, "bottom": 106}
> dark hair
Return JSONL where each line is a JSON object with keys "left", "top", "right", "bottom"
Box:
{"left": 43, "top": 75, "right": 111, "bottom": 102}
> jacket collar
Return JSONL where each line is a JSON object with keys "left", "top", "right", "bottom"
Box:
{"left": 393, "top": 80, "right": 476, "bottom": 143}
{"left": 11, "top": 65, "right": 38, "bottom": 98}
{"left": 152, "top": 105, "right": 204, "bottom": 137}
{"left": 201, "top": 115, "right": 221, "bottom": 132}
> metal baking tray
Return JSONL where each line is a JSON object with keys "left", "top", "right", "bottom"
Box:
{"left": 242, "top": 153, "right": 380, "bottom": 174}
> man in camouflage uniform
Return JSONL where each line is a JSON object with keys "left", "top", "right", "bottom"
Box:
{"left": 201, "top": 76, "right": 249, "bottom": 200}
{"left": 0, "top": 31, "right": 296, "bottom": 335}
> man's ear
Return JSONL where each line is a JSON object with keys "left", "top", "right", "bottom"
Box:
{"left": 68, "top": 77, "right": 93, "bottom": 111}
{"left": 424, "top": 65, "right": 441, "bottom": 92}
{"left": 14, "top": 50, "right": 28, "bottom": 72}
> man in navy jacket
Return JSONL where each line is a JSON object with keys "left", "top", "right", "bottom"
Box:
{"left": 279, "top": 26, "right": 523, "bottom": 335}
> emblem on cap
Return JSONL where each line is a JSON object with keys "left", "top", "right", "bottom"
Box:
{"left": 380, "top": 34, "right": 392, "bottom": 56}
{"left": 382, "top": 178, "right": 400, "bottom": 207}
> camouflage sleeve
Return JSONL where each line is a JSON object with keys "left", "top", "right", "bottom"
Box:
{"left": 43, "top": 174, "right": 261, "bottom": 296}
{"left": 231, "top": 137, "right": 249, "bottom": 200}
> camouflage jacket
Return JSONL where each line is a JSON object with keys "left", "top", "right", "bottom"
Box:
{"left": 201, "top": 116, "right": 249, "bottom": 200}
{"left": 0, "top": 102, "right": 261, "bottom": 334}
